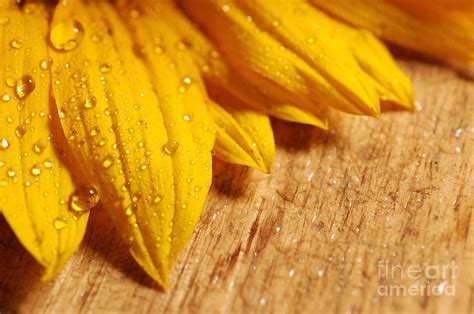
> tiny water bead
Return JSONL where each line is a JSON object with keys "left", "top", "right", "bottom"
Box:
{"left": 49, "top": 19, "right": 84, "bottom": 52}
{"left": 91, "top": 32, "right": 104, "bottom": 43}
{"left": 10, "top": 38, "right": 23, "bottom": 49}
{"left": 183, "top": 77, "right": 192, "bottom": 85}
{"left": 39, "top": 58, "right": 53, "bottom": 70}
{"left": 454, "top": 128, "right": 463, "bottom": 138}
{"left": 6, "top": 168, "right": 15, "bottom": 178}
{"left": 53, "top": 218, "right": 67, "bottom": 230}
{"left": 30, "top": 165, "right": 41, "bottom": 176}
{"left": 82, "top": 96, "right": 97, "bottom": 109}
{"left": 15, "top": 125, "right": 27, "bottom": 138}
{"left": 89, "top": 127, "right": 100, "bottom": 137}
{"left": 163, "top": 139, "right": 179, "bottom": 155}
{"left": 69, "top": 185, "right": 99, "bottom": 213}
{"left": 43, "top": 159, "right": 54, "bottom": 168}
{"left": 178, "top": 77, "right": 193, "bottom": 93}
{"left": 102, "top": 155, "right": 114, "bottom": 168}
{"left": 0, "top": 139, "right": 9, "bottom": 150}
{"left": 153, "top": 45, "right": 164, "bottom": 54}
{"left": 5, "top": 77, "right": 15, "bottom": 87}
{"left": 33, "top": 141, "right": 46, "bottom": 154}
{"left": 153, "top": 195, "right": 162, "bottom": 204}
{"left": 15, "top": 75, "right": 36, "bottom": 99}
{"left": 183, "top": 113, "right": 194, "bottom": 122}
{"left": 99, "top": 63, "right": 112, "bottom": 74}
{"left": 2, "top": 94, "right": 11, "bottom": 102}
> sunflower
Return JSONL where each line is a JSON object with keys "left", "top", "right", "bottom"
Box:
{"left": 0, "top": 0, "right": 471, "bottom": 286}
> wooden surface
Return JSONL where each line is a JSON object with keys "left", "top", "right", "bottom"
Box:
{"left": 0, "top": 59, "right": 472, "bottom": 313}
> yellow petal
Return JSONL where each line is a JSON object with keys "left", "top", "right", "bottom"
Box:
{"left": 209, "top": 100, "right": 274, "bottom": 173}
{"left": 180, "top": 0, "right": 388, "bottom": 119}
{"left": 310, "top": 0, "right": 474, "bottom": 72}
{"left": 342, "top": 29, "right": 414, "bottom": 108}
{"left": 231, "top": 0, "right": 413, "bottom": 110}
{"left": 233, "top": 0, "right": 385, "bottom": 112}
{"left": 179, "top": 0, "right": 337, "bottom": 127}
{"left": 204, "top": 59, "right": 329, "bottom": 127}
{"left": 49, "top": 1, "right": 214, "bottom": 285}
{"left": 0, "top": 3, "right": 89, "bottom": 280}
{"left": 148, "top": 1, "right": 325, "bottom": 127}
{"left": 119, "top": 3, "right": 215, "bottom": 264}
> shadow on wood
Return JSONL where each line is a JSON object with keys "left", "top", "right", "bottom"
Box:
{"left": 0, "top": 216, "right": 42, "bottom": 312}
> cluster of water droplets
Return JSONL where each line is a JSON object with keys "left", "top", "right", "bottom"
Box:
{"left": 42, "top": 11, "right": 216, "bottom": 252}
{"left": 0, "top": 15, "right": 102, "bottom": 234}
{"left": 1, "top": 4, "right": 219, "bottom": 265}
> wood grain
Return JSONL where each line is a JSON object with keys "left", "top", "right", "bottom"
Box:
{"left": 0, "top": 59, "right": 473, "bottom": 314}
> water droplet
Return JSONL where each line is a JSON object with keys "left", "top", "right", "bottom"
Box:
{"left": 15, "top": 125, "right": 27, "bottom": 138}
{"left": 39, "top": 58, "right": 53, "bottom": 70}
{"left": 82, "top": 96, "right": 97, "bottom": 110}
{"left": 33, "top": 141, "right": 46, "bottom": 154}
{"left": 5, "top": 77, "right": 15, "bottom": 87}
{"left": 43, "top": 159, "right": 54, "bottom": 168}
{"left": 153, "top": 195, "right": 162, "bottom": 204}
{"left": 150, "top": 44, "right": 163, "bottom": 54}
{"left": 176, "top": 40, "right": 191, "bottom": 51}
{"left": 183, "top": 77, "right": 192, "bottom": 85}
{"left": 2, "top": 93, "right": 11, "bottom": 102}
{"left": 125, "top": 207, "right": 133, "bottom": 216}
{"left": 163, "top": 139, "right": 179, "bottom": 155}
{"left": 0, "top": 139, "right": 10, "bottom": 150}
{"left": 15, "top": 75, "right": 36, "bottom": 99}
{"left": 91, "top": 33, "right": 103, "bottom": 43}
{"left": 454, "top": 128, "right": 463, "bottom": 138}
{"left": 49, "top": 19, "right": 84, "bottom": 52}
{"left": 69, "top": 185, "right": 99, "bottom": 213}
{"left": 89, "top": 127, "right": 100, "bottom": 137}
{"left": 415, "top": 100, "right": 423, "bottom": 111}
{"left": 178, "top": 85, "right": 187, "bottom": 94}
{"left": 101, "top": 155, "right": 114, "bottom": 168}
{"left": 10, "top": 38, "right": 23, "bottom": 49}
{"left": 306, "top": 37, "right": 315, "bottom": 44}
{"left": 183, "top": 113, "right": 194, "bottom": 122}
{"left": 6, "top": 168, "right": 15, "bottom": 178}
{"left": 99, "top": 63, "right": 112, "bottom": 74}
{"left": 30, "top": 165, "right": 41, "bottom": 176}
{"left": 53, "top": 218, "right": 67, "bottom": 230}
{"left": 132, "top": 192, "right": 142, "bottom": 203}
